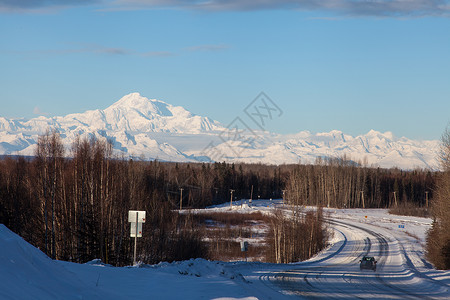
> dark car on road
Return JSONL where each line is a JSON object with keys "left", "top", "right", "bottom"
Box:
{"left": 360, "top": 256, "right": 377, "bottom": 271}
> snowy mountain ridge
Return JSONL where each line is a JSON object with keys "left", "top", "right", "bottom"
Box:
{"left": 0, "top": 93, "right": 440, "bottom": 169}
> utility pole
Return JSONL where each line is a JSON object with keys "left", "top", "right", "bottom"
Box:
{"left": 393, "top": 191, "right": 398, "bottom": 207}
{"left": 361, "top": 190, "right": 365, "bottom": 209}
{"left": 230, "top": 189, "right": 235, "bottom": 208}
{"left": 179, "top": 188, "right": 184, "bottom": 210}
{"left": 214, "top": 187, "right": 218, "bottom": 201}
{"left": 425, "top": 191, "right": 429, "bottom": 208}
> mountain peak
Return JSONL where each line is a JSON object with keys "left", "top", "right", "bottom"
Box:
{"left": 110, "top": 92, "right": 152, "bottom": 107}
{"left": 106, "top": 92, "right": 174, "bottom": 117}
{"left": 366, "top": 129, "right": 380, "bottom": 136}
{"left": 365, "top": 129, "right": 396, "bottom": 141}
{"left": 0, "top": 94, "right": 439, "bottom": 169}
{"left": 93, "top": 93, "right": 222, "bottom": 133}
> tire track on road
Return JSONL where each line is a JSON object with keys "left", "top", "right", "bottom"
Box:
{"left": 263, "top": 218, "right": 439, "bottom": 299}
{"left": 331, "top": 219, "right": 435, "bottom": 300}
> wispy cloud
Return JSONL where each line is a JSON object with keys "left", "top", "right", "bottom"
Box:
{"left": 107, "top": 0, "right": 450, "bottom": 18}
{"left": 0, "top": 0, "right": 100, "bottom": 13}
{"left": 2, "top": 44, "right": 176, "bottom": 58}
{"left": 33, "top": 106, "right": 50, "bottom": 116}
{"left": 2, "top": 0, "right": 449, "bottom": 17}
{"left": 95, "top": 47, "right": 131, "bottom": 55}
{"left": 185, "top": 44, "right": 229, "bottom": 52}
{"left": 142, "top": 51, "right": 175, "bottom": 57}
{"left": 3, "top": 43, "right": 230, "bottom": 58}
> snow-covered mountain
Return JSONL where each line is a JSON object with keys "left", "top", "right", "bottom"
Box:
{"left": 210, "top": 129, "right": 439, "bottom": 169}
{"left": 0, "top": 93, "right": 440, "bottom": 169}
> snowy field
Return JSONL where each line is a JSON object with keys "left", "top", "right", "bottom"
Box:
{"left": 1, "top": 199, "right": 449, "bottom": 299}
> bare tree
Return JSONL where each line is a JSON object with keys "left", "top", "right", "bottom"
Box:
{"left": 35, "top": 129, "right": 64, "bottom": 259}
{"left": 427, "top": 126, "right": 450, "bottom": 269}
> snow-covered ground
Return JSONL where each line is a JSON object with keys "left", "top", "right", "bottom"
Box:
{"left": 1, "top": 200, "right": 449, "bottom": 299}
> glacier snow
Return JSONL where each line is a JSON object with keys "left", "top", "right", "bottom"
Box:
{"left": 0, "top": 92, "right": 440, "bottom": 169}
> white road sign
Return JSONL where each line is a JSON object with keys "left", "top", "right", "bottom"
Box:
{"left": 130, "top": 222, "right": 143, "bottom": 238}
{"left": 128, "top": 210, "right": 146, "bottom": 223}
{"left": 128, "top": 210, "right": 146, "bottom": 264}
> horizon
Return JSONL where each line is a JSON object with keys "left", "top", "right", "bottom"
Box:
{"left": 1, "top": 1, "right": 450, "bottom": 140}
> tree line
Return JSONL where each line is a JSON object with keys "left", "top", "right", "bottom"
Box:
{"left": 0, "top": 130, "right": 287, "bottom": 265}
{"left": 0, "top": 130, "right": 439, "bottom": 266}
{"left": 285, "top": 157, "right": 436, "bottom": 209}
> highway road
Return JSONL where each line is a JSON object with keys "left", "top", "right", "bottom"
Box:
{"left": 257, "top": 217, "right": 449, "bottom": 299}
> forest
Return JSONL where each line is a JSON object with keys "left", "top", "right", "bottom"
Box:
{"left": 0, "top": 130, "right": 438, "bottom": 266}
{"left": 285, "top": 156, "right": 435, "bottom": 209}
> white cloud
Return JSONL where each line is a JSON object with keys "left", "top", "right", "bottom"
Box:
{"left": 142, "top": 51, "right": 175, "bottom": 57}
{"left": 185, "top": 44, "right": 229, "bottom": 52}
{"left": 0, "top": 0, "right": 100, "bottom": 13}
{"left": 107, "top": 0, "right": 450, "bottom": 18}
{"left": 33, "top": 106, "right": 50, "bottom": 116}
{"left": 3, "top": 0, "right": 449, "bottom": 17}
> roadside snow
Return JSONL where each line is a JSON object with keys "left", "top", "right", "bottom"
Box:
{"left": 0, "top": 223, "right": 258, "bottom": 300}
{"left": 1, "top": 199, "right": 448, "bottom": 299}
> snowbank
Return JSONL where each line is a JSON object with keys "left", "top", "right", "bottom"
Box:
{"left": 0, "top": 224, "right": 106, "bottom": 299}
{"left": 0, "top": 224, "right": 257, "bottom": 300}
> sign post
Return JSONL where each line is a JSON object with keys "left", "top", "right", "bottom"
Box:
{"left": 240, "top": 241, "right": 249, "bottom": 262}
{"left": 128, "top": 210, "right": 146, "bottom": 265}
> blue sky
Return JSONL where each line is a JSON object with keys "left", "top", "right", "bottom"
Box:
{"left": 1, "top": 0, "right": 449, "bottom": 140}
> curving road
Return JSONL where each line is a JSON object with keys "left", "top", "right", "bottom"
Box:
{"left": 259, "top": 217, "right": 450, "bottom": 299}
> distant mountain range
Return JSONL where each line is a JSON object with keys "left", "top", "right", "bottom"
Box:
{"left": 0, "top": 93, "right": 440, "bottom": 169}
